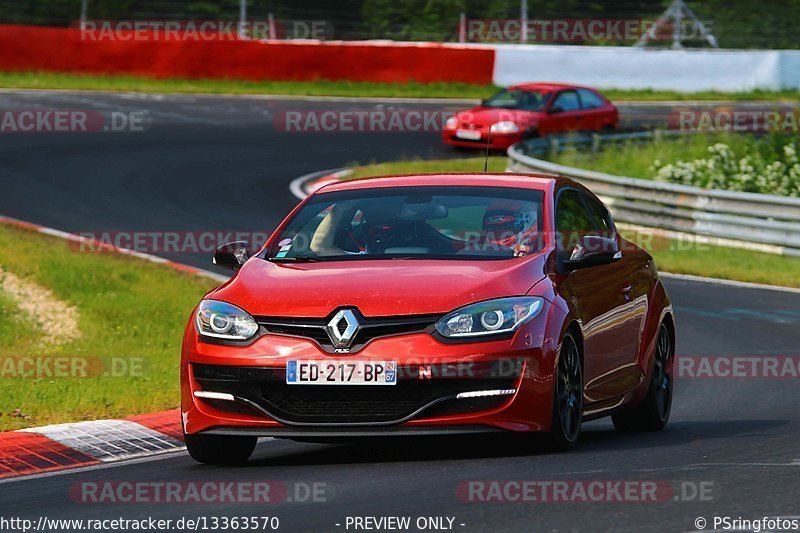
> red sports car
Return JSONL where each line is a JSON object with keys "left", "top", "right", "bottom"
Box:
{"left": 181, "top": 173, "right": 674, "bottom": 464}
{"left": 442, "top": 83, "right": 619, "bottom": 150}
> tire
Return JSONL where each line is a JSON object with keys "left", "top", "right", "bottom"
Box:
{"left": 546, "top": 332, "right": 583, "bottom": 451}
{"left": 184, "top": 432, "right": 257, "bottom": 465}
{"left": 612, "top": 323, "right": 674, "bottom": 432}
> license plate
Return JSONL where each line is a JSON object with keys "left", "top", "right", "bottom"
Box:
{"left": 455, "top": 129, "right": 482, "bottom": 140}
{"left": 286, "top": 360, "right": 397, "bottom": 385}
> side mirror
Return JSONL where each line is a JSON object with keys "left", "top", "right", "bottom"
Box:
{"left": 559, "top": 235, "right": 620, "bottom": 272}
{"left": 549, "top": 105, "right": 564, "bottom": 114}
{"left": 213, "top": 241, "right": 251, "bottom": 271}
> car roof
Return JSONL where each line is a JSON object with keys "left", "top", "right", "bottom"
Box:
{"left": 508, "top": 82, "right": 599, "bottom": 92}
{"left": 314, "top": 172, "right": 573, "bottom": 195}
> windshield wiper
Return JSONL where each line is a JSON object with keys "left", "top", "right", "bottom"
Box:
{"left": 268, "top": 254, "right": 324, "bottom": 263}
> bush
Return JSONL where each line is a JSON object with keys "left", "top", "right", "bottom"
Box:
{"left": 652, "top": 139, "right": 800, "bottom": 197}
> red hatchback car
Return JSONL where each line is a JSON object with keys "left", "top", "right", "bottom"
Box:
{"left": 442, "top": 83, "right": 619, "bottom": 150}
{"left": 181, "top": 173, "right": 674, "bottom": 464}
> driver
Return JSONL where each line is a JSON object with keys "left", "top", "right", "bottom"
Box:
{"left": 482, "top": 204, "right": 538, "bottom": 256}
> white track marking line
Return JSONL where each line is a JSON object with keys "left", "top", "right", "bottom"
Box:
{"left": 289, "top": 168, "right": 342, "bottom": 200}
{"left": 661, "top": 272, "right": 800, "bottom": 295}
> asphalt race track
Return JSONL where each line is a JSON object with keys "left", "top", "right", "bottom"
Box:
{"left": 1, "top": 91, "right": 800, "bottom": 532}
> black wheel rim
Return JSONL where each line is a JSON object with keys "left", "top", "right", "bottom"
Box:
{"left": 557, "top": 336, "right": 582, "bottom": 441}
{"left": 653, "top": 325, "right": 673, "bottom": 420}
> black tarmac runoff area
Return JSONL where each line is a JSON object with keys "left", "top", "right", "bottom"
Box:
{"left": 1, "top": 90, "right": 799, "bottom": 532}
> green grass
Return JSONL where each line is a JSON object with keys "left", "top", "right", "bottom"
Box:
{"left": 0, "top": 292, "right": 39, "bottom": 356}
{"left": 344, "top": 157, "right": 800, "bottom": 288}
{"left": 601, "top": 88, "right": 800, "bottom": 102}
{"left": 2, "top": 71, "right": 799, "bottom": 101}
{"left": 621, "top": 229, "right": 800, "bottom": 288}
{"left": 0, "top": 224, "right": 216, "bottom": 431}
{"left": 547, "top": 132, "right": 792, "bottom": 179}
{"left": 0, "top": 71, "right": 497, "bottom": 99}
{"left": 345, "top": 156, "right": 508, "bottom": 180}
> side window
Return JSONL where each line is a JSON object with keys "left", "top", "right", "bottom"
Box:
{"left": 552, "top": 90, "right": 580, "bottom": 112}
{"left": 582, "top": 193, "right": 615, "bottom": 237}
{"left": 555, "top": 189, "right": 596, "bottom": 251}
{"left": 577, "top": 89, "right": 605, "bottom": 109}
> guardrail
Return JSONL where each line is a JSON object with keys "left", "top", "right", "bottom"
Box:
{"left": 507, "top": 136, "right": 800, "bottom": 257}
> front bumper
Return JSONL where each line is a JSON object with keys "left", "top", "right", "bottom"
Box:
{"left": 441, "top": 130, "right": 520, "bottom": 150}
{"left": 181, "top": 310, "right": 559, "bottom": 436}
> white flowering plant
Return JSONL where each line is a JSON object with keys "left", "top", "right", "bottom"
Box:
{"left": 651, "top": 138, "right": 800, "bottom": 197}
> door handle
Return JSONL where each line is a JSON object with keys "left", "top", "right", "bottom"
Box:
{"left": 621, "top": 283, "right": 633, "bottom": 301}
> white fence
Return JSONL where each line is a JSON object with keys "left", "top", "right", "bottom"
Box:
{"left": 492, "top": 45, "right": 800, "bottom": 92}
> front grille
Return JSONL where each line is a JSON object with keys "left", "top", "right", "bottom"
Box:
{"left": 255, "top": 311, "right": 439, "bottom": 353}
{"left": 193, "top": 362, "right": 521, "bottom": 425}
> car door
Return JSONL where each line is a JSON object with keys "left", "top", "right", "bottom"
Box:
{"left": 581, "top": 191, "right": 648, "bottom": 397}
{"left": 547, "top": 90, "right": 583, "bottom": 134}
{"left": 576, "top": 88, "right": 609, "bottom": 131}
{"left": 554, "top": 188, "right": 637, "bottom": 404}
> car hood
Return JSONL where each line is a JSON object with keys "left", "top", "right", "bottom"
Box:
{"left": 457, "top": 107, "right": 543, "bottom": 127}
{"left": 210, "top": 255, "right": 547, "bottom": 318}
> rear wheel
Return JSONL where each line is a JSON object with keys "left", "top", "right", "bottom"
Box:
{"left": 612, "top": 323, "right": 673, "bottom": 432}
{"left": 546, "top": 332, "right": 583, "bottom": 451}
{"left": 184, "top": 432, "right": 257, "bottom": 465}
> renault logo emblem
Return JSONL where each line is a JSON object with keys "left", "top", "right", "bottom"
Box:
{"left": 326, "top": 309, "right": 360, "bottom": 349}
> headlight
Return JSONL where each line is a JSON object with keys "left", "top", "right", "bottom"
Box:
{"left": 489, "top": 121, "right": 520, "bottom": 133}
{"left": 196, "top": 300, "right": 258, "bottom": 341}
{"left": 444, "top": 116, "right": 458, "bottom": 130}
{"left": 435, "top": 297, "right": 543, "bottom": 338}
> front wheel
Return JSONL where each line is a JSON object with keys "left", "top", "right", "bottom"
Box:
{"left": 612, "top": 323, "right": 674, "bottom": 432}
{"left": 546, "top": 332, "right": 583, "bottom": 451}
{"left": 184, "top": 432, "right": 257, "bottom": 465}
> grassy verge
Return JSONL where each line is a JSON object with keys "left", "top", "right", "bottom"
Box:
{"left": 345, "top": 156, "right": 508, "bottom": 180}
{"left": 548, "top": 134, "right": 716, "bottom": 179}
{"left": 547, "top": 132, "right": 793, "bottom": 180}
{"left": 620, "top": 230, "right": 800, "bottom": 288}
{"left": 344, "top": 157, "right": 800, "bottom": 288}
{"left": 2, "top": 71, "right": 799, "bottom": 101}
{"left": 0, "top": 71, "right": 496, "bottom": 99}
{"left": 0, "top": 224, "right": 216, "bottom": 431}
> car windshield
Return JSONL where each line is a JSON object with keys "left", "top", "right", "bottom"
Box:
{"left": 483, "top": 89, "right": 549, "bottom": 111}
{"left": 267, "top": 186, "right": 544, "bottom": 262}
